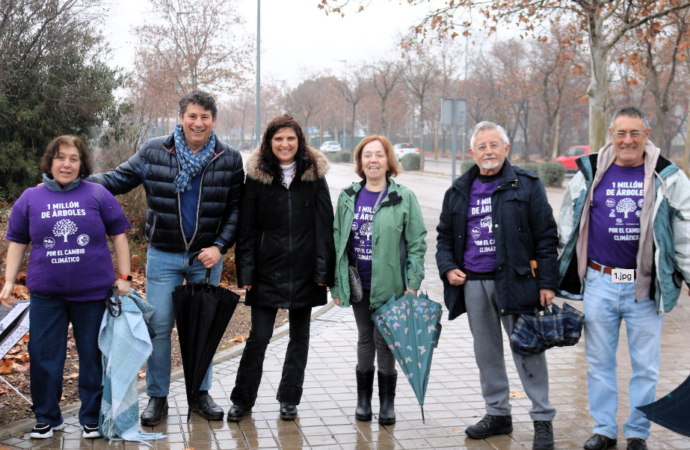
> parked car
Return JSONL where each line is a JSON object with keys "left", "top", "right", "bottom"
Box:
{"left": 319, "top": 141, "right": 342, "bottom": 152}
{"left": 393, "top": 143, "right": 419, "bottom": 162}
{"left": 556, "top": 145, "right": 590, "bottom": 171}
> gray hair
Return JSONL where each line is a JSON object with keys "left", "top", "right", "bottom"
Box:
{"left": 470, "top": 121, "right": 510, "bottom": 149}
{"left": 609, "top": 106, "right": 650, "bottom": 131}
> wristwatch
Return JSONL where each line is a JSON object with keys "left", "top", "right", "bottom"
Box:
{"left": 118, "top": 274, "right": 133, "bottom": 281}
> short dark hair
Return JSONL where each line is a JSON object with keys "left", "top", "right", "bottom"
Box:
{"left": 610, "top": 106, "right": 650, "bottom": 131}
{"left": 40, "top": 136, "right": 93, "bottom": 178}
{"left": 258, "top": 115, "right": 317, "bottom": 183}
{"left": 179, "top": 90, "right": 218, "bottom": 118}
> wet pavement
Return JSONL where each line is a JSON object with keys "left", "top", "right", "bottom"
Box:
{"left": 2, "top": 165, "right": 690, "bottom": 449}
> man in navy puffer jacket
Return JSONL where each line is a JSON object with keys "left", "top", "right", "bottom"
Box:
{"left": 90, "top": 90, "right": 244, "bottom": 425}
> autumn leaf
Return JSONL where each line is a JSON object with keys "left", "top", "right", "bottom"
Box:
{"left": 453, "top": 428, "right": 463, "bottom": 433}
{"left": 231, "top": 336, "right": 245, "bottom": 343}
{"left": 510, "top": 390, "right": 527, "bottom": 399}
{"left": 15, "top": 363, "right": 30, "bottom": 372}
{"left": 0, "top": 359, "right": 16, "bottom": 375}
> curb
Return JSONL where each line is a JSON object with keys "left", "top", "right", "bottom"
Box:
{"left": 0, "top": 301, "right": 335, "bottom": 440}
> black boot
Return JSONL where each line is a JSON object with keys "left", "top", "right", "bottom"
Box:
{"left": 378, "top": 370, "right": 397, "bottom": 425}
{"left": 355, "top": 366, "right": 375, "bottom": 421}
{"left": 140, "top": 397, "right": 168, "bottom": 426}
{"left": 191, "top": 391, "right": 224, "bottom": 420}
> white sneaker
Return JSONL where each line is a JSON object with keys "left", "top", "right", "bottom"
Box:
{"left": 30, "top": 422, "right": 65, "bottom": 439}
{"left": 82, "top": 423, "right": 101, "bottom": 439}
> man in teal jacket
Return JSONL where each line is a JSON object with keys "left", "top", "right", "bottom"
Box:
{"left": 557, "top": 106, "right": 690, "bottom": 450}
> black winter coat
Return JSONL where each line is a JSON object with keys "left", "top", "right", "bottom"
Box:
{"left": 436, "top": 162, "right": 559, "bottom": 320}
{"left": 89, "top": 134, "right": 244, "bottom": 254}
{"left": 236, "top": 147, "right": 336, "bottom": 310}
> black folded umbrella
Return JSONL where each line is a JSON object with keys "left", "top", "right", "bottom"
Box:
{"left": 510, "top": 302, "right": 585, "bottom": 355}
{"left": 172, "top": 252, "right": 240, "bottom": 421}
{"left": 637, "top": 374, "right": 690, "bottom": 438}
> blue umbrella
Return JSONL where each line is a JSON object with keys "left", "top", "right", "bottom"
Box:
{"left": 371, "top": 258, "right": 443, "bottom": 423}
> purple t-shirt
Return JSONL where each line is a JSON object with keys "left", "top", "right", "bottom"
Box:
{"left": 588, "top": 164, "right": 644, "bottom": 269}
{"left": 348, "top": 186, "right": 387, "bottom": 289}
{"left": 463, "top": 177, "right": 500, "bottom": 272}
{"left": 6, "top": 181, "right": 131, "bottom": 301}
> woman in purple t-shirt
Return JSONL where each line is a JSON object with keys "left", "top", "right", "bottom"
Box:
{"left": 0, "top": 136, "right": 131, "bottom": 440}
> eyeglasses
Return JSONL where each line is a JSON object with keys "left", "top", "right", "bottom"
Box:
{"left": 614, "top": 130, "right": 643, "bottom": 140}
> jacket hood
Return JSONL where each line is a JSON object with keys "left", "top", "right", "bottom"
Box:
{"left": 245, "top": 146, "right": 329, "bottom": 185}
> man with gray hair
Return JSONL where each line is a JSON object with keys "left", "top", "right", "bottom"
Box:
{"left": 557, "top": 106, "right": 690, "bottom": 450}
{"left": 437, "top": 121, "right": 559, "bottom": 450}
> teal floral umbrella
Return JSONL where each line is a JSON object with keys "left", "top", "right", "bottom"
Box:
{"left": 371, "top": 259, "right": 443, "bottom": 422}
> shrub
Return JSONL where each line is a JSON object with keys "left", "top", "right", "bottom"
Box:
{"left": 401, "top": 153, "right": 421, "bottom": 171}
{"left": 326, "top": 150, "right": 351, "bottom": 163}
{"left": 539, "top": 162, "right": 566, "bottom": 187}
{"left": 516, "top": 162, "right": 565, "bottom": 187}
{"left": 461, "top": 159, "right": 476, "bottom": 174}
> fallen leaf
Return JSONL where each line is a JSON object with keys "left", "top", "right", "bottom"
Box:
{"left": 19, "top": 334, "right": 29, "bottom": 343}
{"left": 453, "top": 428, "right": 463, "bottom": 433}
{"left": 231, "top": 335, "right": 245, "bottom": 343}
{"left": 72, "top": 364, "right": 79, "bottom": 370}
{"left": 132, "top": 255, "right": 140, "bottom": 262}
{"left": 184, "top": 447, "right": 195, "bottom": 450}
{"left": 15, "top": 363, "right": 29, "bottom": 372}
{"left": 138, "top": 373, "right": 146, "bottom": 379}
{"left": 10, "top": 353, "right": 30, "bottom": 362}
{"left": 510, "top": 390, "right": 527, "bottom": 399}
{"left": 0, "top": 359, "right": 16, "bottom": 375}
{"left": 69, "top": 373, "right": 78, "bottom": 378}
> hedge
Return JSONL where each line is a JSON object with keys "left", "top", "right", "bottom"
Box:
{"left": 326, "top": 150, "right": 351, "bottom": 163}
{"left": 401, "top": 153, "right": 421, "bottom": 171}
{"left": 516, "top": 162, "right": 565, "bottom": 187}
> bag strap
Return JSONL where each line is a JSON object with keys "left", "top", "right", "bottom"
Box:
{"left": 355, "top": 188, "right": 386, "bottom": 271}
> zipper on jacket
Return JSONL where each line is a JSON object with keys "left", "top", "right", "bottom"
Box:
{"left": 288, "top": 190, "right": 293, "bottom": 303}
{"left": 149, "top": 214, "right": 158, "bottom": 241}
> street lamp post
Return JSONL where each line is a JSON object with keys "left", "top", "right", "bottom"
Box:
{"left": 255, "top": 0, "right": 261, "bottom": 147}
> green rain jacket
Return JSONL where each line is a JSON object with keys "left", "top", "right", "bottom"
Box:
{"left": 332, "top": 178, "right": 427, "bottom": 309}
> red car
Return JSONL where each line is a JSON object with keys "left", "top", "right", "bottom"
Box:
{"left": 556, "top": 145, "right": 590, "bottom": 171}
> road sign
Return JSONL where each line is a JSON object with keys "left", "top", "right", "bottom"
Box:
{"left": 441, "top": 99, "right": 467, "bottom": 126}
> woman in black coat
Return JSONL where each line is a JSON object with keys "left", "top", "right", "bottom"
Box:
{"left": 228, "top": 115, "right": 335, "bottom": 422}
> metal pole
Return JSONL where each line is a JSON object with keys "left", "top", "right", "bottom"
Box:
{"left": 462, "top": 31, "right": 469, "bottom": 162}
{"left": 254, "top": 0, "right": 261, "bottom": 147}
{"left": 451, "top": 101, "right": 458, "bottom": 181}
{"left": 342, "top": 98, "right": 347, "bottom": 149}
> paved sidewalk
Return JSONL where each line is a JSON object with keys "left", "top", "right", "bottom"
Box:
{"left": 2, "top": 288, "right": 690, "bottom": 449}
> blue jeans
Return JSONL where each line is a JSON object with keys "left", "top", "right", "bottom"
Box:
{"left": 583, "top": 266, "right": 664, "bottom": 440}
{"left": 145, "top": 246, "right": 222, "bottom": 397}
{"left": 29, "top": 293, "right": 106, "bottom": 426}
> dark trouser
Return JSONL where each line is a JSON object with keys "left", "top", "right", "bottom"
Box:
{"left": 230, "top": 305, "right": 312, "bottom": 408}
{"left": 351, "top": 290, "right": 396, "bottom": 373}
{"left": 29, "top": 293, "right": 106, "bottom": 426}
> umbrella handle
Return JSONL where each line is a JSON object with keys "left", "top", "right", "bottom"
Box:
{"left": 403, "top": 257, "right": 417, "bottom": 288}
{"left": 189, "top": 251, "right": 212, "bottom": 284}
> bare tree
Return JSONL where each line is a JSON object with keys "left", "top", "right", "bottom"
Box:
{"left": 336, "top": 68, "right": 370, "bottom": 154}
{"left": 134, "top": 0, "right": 253, "bottom": 100}
{"left": 403, "top": 44, "right": 438, "bottom": 171}
{"left": 368, "top": 58, "right": 405, "bottom": 137}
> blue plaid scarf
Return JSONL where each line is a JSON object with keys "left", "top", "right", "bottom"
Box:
{"left": 173, "top": 124, "right": 216, "bottom": 193}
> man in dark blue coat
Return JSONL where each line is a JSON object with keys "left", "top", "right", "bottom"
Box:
{"left": 90, "top": 91, "right": 244, "bottom": 425}
{"left": 436, "top": 121, "right": 559, "bottom": 450}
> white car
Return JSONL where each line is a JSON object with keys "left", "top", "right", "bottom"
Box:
{"left": 393, "top": 143, "right": 419, "bottom": 161}
{"left": 319, "top": 141, "right": 342, "bottom": 152}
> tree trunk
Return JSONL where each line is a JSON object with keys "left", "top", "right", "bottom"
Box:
{"left": 551, "top": 111, "right": 561, "bottom": 161}
{"left": 587, "top": 35, "right": 609, "bottom": 153}
{"left": 683, "top": 97, "right": 690, "bottom": 174}
{"left": 351, "top": 103, "right": 357, "bottom": 153}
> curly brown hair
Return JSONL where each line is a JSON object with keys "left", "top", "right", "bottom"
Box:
{"left": 39, "top": 136, "right": 93, "bottom": 179}
{"left": 258, "top": 115, "right": 317, "bottom": 183}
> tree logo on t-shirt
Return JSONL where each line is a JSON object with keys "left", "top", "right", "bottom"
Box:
{"left": 53, "top": 219, "right": 77, "bottom": 242}
{"left": 616, "top": 198, "right": 637, "bottom": 219}
{"left": 480, "top": 215, "right": 493, "bottom": 233}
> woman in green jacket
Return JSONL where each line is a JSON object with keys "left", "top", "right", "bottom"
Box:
{"left": 332, "top": 135, "right": 427, "bottom": 425}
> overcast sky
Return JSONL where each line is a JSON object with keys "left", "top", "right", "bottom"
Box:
{"left": 104, "top": 0, "right": 456, "bottom": 88}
